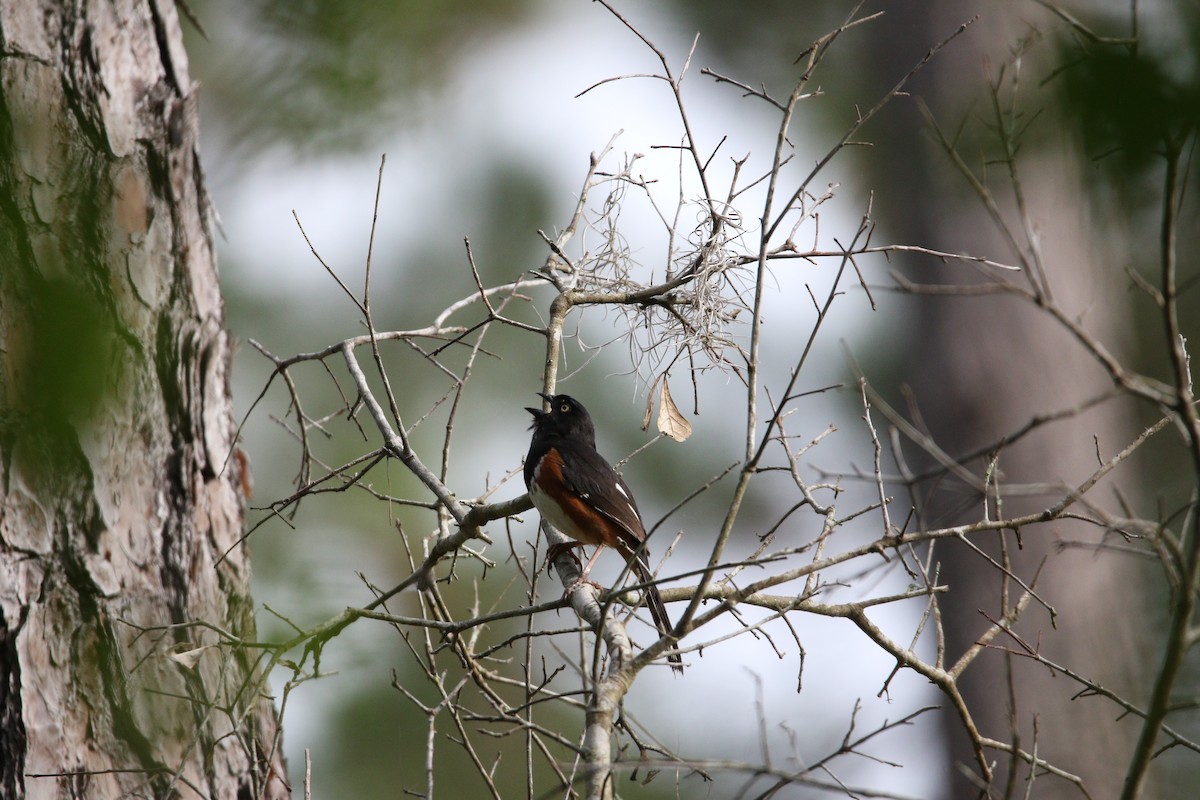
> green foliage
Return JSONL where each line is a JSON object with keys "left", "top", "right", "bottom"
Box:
{"left": 1, "top": 274, "right": 121, "bottom": 486}
{"left": 1055, "top": 8, "right": 1200, "bottom": 177}
{"left": 185, "top": 0, "right": 532, "bottom": 152}
{"left": 20, "top": 278, "right": 118, "bottom": 423}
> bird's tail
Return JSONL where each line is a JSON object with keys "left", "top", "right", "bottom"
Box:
{"left": 630, "top": 555, "right": 684, "bottom": 674}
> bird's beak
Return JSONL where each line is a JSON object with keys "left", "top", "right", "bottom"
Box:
{"left": 526, "top": 392, "right": 552, "bottom": 424}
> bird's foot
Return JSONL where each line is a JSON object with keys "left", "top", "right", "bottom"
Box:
{"left": 561, "top": 575, "right": 605, "bottom": 599}
{"left": 544, "top": 541, "right": 584, "bottom": 574}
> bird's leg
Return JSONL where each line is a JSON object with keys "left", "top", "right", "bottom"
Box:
{"left": 579, "top": 545, "right": 606, "bottom": 582}
{"left": 561, "top": 545, "right": 607, "bottom": 596}
{"left": 545, "top": 541, "right": 607, "bottom": 594}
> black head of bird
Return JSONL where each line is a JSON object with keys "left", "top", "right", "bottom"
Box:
{"left": 526, "top": 393, "right": 597, "bottom": 448}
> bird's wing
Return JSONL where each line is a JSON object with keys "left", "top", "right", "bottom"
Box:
{"left": 554, "top": 440, "right": 649, "bottom": 556}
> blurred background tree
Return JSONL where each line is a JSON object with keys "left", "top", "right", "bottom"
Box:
{"left": 180, "top": 1, "right": 1199, "bottom": 797}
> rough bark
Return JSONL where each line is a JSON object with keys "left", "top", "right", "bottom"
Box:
{"left": 0, "top": 2, "right": 286, "bottom": 798}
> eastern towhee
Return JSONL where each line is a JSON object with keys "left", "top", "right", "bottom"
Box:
{"left": 525, "top": 393, "right": 682, "bottom": 673}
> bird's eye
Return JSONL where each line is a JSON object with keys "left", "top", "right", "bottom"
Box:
{"left": 559, "top": 402, "right": 570, "bottom": 413}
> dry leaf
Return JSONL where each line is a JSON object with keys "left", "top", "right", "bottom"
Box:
{"left": 167, "top": 644, "right": 209, "bottom": 671}
{"left": 657, "top": 378, "right": 693, "bottom": 442}
{"left": 642, "top": 374, "right": 661, "bottom": 431}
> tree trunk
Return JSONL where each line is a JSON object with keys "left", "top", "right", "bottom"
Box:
{"left": 0, "top": 2, "right": 286, "bottom": 798}
{"left": 863, "top": 4, "right": 1144, "bottom": 796}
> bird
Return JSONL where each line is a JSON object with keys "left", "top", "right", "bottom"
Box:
{"left": 524, "top": 392, "right": 682, "bottom": 673}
